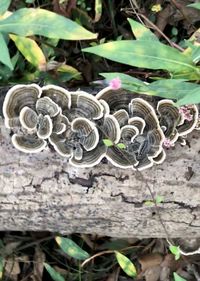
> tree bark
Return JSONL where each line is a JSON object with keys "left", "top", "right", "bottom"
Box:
{"left": 0, "top": 88, "right": 200, "bottom": 237}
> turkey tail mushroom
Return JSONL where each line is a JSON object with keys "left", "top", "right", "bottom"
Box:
{"left": 3, "top": 84, "right": 199, "bottom": 170}
{"left": 3, "top": 84, "right": 41, "bottom": 128}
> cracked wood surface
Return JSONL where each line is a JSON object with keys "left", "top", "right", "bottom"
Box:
{"left": 0, "top": 117, "right": 200, "bottom": 238}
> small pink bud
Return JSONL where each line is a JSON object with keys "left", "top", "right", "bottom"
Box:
{"left": 179, "top": 106, "right": 193, "bottom": 122}
{"left": 184, "top": 113, "right": 193, "bottom": 122}
{"left": 163, "top": 138, "right": 175, "bottom": 148}
{"left": 109, "top": 77, "right": 121, "bottom": 90}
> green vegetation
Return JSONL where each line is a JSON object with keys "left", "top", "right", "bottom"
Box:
{"left": 84, "top": 18, "right": 200, "bottom": 105}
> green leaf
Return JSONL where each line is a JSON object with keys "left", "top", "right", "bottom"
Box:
{"left": 184, "top": 40, "right": 200, "bottom": 64}
{"left": 144, "top": 200, "right": 154, "bottom": 206}
{"left": 176, "top": 87, "right": 200, "bottom": 106}
{"left": 115, "top": 251, "right": 137, "bottom": 278}
{"left": 9, "top": 34, "right": 46, "bottom": 70}
{"left": 127, "top": 18, "right": 158, "bottom": 41}
{"left": 0, "top": 256, "right": 3, "bottom": 280}
{"left": 155, "top": 195, "right": 164, "bottom": 204}
{"left": 173, "top": 272, "right": 187, "bottom": 281}
{"left": 84, "top": 40, "right": 199, "bottom": 78}
{"left": 0, "top": 32, "right": 13, "bottom": 70}
{"left": 44, "top": 263, "right": 65, "bottom": 281}
{"left": 0, "top": 8, "right": 97, "bottom": 40}
{"left": 55, "top": 236, "right": 90, "bottom": 260}
{"left": 0, "top": 0, "right": 11, "bottom": 16}
{"left": 187, "top": 3, "right": 200, "bottom": 10}
{"left": 103, "top": 139, "right": 113, "bottom": 147}
{"left": 117, "top": 143, "right": 126, "bottom": 149}
{"left": 148, "top": 79, "right": 199, "bottom": 99}
{"left": 169, "top": 245, "right": 181, "bottom": 260}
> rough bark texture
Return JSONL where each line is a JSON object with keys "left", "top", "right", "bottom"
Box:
{"left": 0, "top": 85, "right": 200, "bottom": 238}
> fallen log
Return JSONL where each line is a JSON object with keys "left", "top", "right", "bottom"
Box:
{"left": 0, "top": 86, "right": 200, "bottom": 238}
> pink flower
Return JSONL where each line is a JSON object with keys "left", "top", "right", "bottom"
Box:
{"left": 109, "top": 77, "right": 121, "bottom": 90}
{"left": 179, "top": 106, "right": 193, "bottom": 122}
{"left": 163, "top": 138, "right": 175, "bottom": 148}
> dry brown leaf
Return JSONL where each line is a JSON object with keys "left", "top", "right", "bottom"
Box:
{"left": 139, "top": 253, "right": 163, "bottom": 272}
{"left": 144, "top": 265, "right": 161, "bottom": 281}
{"left": 5, "top": 257, "right": 20, "bottom": 276}
{"left": 2, "top": 241, "right": 22, "bottom": 256}
{"left": 54, "top": 265, "right": 68, "bottom": 277}
{"left": 33, "top": 246, "right": 45, "bottom": 281}
{"left": 159, "top": 266, "right": 170, "bottom": 281}
{"left": 160, "top": 254, "right": 184, "bottom": 271}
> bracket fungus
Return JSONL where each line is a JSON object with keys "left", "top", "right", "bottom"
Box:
{"left": 105, "top": 98, "right": 165, "bottom": 171}
{"left": 3, "top": 84, "right": 199, "bottom": 170}
{"left": 157, "top": 100, "right": 199, "bottom": 147}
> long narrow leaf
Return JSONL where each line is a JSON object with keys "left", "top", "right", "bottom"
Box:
{"left": 10, "top": 34, "right": 46, "bottom": 70}
{"left": 115, "top": 251, "right": 137, "bottom": 278}
{"left": 148, "top": 79, "right": 199, "bottom": 99}
{"left": 173, "top": 272, "right": 187, "bottom": 281}
{"left": 0, "top": 8, "right": 97, "bottom": 40}
{"left": 128, "top": 18, "right": 158, "bottom": 41}
{"left": 176, "top": 87, "right": 200, "bottom": 106}
{"left": 55, "top": 236, "right": 90, "bottom": 260}
{"left": 84, "top": 40, "right": 198, "bottom": 76}
{"left": 0, "top": 32, "right": 13, "bottom": 70}
{"left": 0, "top": 0, "right": 11, "bottom": 16}
{"left": 44, "top": 263, "right": 65, "bottom": 281}
{"left": 187, "top": 3, "right": 200, "bottom": 10}
{"left": 0, "top": 256, "right": 3, "bottom": 280}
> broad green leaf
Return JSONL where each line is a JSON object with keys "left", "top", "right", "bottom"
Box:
{"left": 0, "top": 0, "right": 11, "bottom": 16}
{"left": 57, "top": 64, "right": 81, "bottom": 78}
{"left": 102, "top": 73, "right": 200, "bottom": 103}
{"left": 117, "top": 143, "right": 126, "bottom": 149}
{"left": 55, "top": 236, "right": 90, "bottom": 260}
{"left": 0, "top": 8, "right": 97, "bottom": 40}
{"left": 0, "top": 256, "right": 3, "bottom": 280}
{"left": 173, "top": 272, "right": 187, "bottom": 281}
{"left": 84, "top": 40, "right": 199, "bottom": 76}
{"left": 103, "top": 139, "right": 113, "bottom": 147}
{"left": 176, "top": 87, "right": 200, "bottom": 106}
{"left": 115, "top": 251, "right": 137, "bottom": 278}
{"left": 128, "top": 18, "right": 158, "bottom": 41}
{"left": 187, "top": 3, "right": 200, "bottom": 10}
{"left": 169, "top": 245, "right": 181, "bottom": 260}
{"left": 44, "top": 263, "right": 65, "bottom": 281}
{"left": 0, "top": 32, "right": 13, "bottom": 70}
{"left": 9, "top": 34, "right": 46, "bottom": 70}
{"left": 148, "top": 79, "right": 200, "bottom": 100}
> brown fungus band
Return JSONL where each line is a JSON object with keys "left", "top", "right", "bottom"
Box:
{"left": 3, "top": 84, "right": 199, "bottom": 170}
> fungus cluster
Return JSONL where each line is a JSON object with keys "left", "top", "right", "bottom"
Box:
{"left": 3, "top": 84, "right": 199, "bottom": 171}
